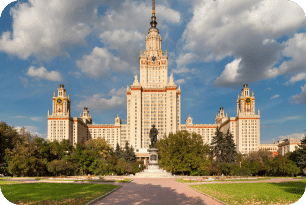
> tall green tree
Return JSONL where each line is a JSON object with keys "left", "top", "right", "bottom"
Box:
{"left": 114, "top": 142, "right": 124, "bottom": 159}
{"left": 297, "top": 133, "right": 306, "bottom": 170}
{"left": 0, "top": 122, "right": 21, "bottom": 174}
{"left": 123, "top": 141, "right": 136, "bottom": 163}
{"left": 156, "top": 131, "right": 210, "bottom": 176}
{"left": 210, "top": 127, "right": 226, "bottom": 162}
{"left": 223, "top": 129, "right": 238, "bottom": 163}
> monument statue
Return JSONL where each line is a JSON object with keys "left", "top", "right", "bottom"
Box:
{"left": 149, "top": 124, "right": 158, "bottom": 148}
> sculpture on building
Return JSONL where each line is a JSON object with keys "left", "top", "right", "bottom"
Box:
{"left": 149, "top": 124, "right": 158, "bottom": 148}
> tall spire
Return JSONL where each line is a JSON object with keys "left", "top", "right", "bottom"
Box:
{"left": 150, "top": 0, "right": 157, "bottom": 28}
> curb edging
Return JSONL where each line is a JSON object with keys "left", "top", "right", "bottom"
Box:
{"left": 187, "top": 185, "right": 228, "bottom": 205}
{"left": 85, "top": 185, "right": 123, "bottom": 205}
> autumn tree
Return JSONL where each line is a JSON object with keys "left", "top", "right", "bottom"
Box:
{"left": 157, "top": 131, "right": 210, "bottom": 176}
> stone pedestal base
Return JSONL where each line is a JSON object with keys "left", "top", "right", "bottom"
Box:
{"left": 135, "top": 147, "right": 172, "bottom": 178}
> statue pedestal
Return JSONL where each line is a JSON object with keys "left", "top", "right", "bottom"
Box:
{"left": 148, "top": 147, "right": 158, "bottom": 169}
{"left": 135, "top": 147, "right": 172, "bottom": 178}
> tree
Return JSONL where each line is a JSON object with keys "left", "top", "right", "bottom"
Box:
{"left": 0, "top": 122, "right": 21, "bottom": 175}
{"left": 211, "top": 128, "right": 237, "bottom": 163}
{"left": 210, "top": 127, "right": 226, "bottom": 162}
{"left": 85, "top": 138, "right": 112, "bottom": 159}
{"left": 123, "top": 141, "right": 136, "bottom": 164}
{"left": 156, "top": 131, "right": 210, "bottom": 176}
{"left": 297, "top": 133, "right": 306, "bottom": 170}
{"left": 223, "top": 129, "right": 237, "bottom": 163}
{"left": 114, "top": 142, "right": 124, "bottom": 159}
{"left": 272, "top": 155, "right": 300, "bottom": 176}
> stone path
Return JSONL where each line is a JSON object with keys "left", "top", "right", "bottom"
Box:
{"left": 92, "top": 178, "right": 224, "bottom": 205}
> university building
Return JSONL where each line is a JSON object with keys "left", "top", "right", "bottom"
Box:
{"left": 47, "top": 1, "right": 262, "bottom": 159}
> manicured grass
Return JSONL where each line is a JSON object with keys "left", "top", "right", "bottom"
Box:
{"left": 191, "top": 181, "right": 306, "bottom": 205}
{"left": 176, "top": 177, "right": 271, "bottom": 183}
{"left": 0, "top": 180, "right": 23, "bottom": 185}
{"left": 41, "top": 178, "right": 131, "bottom": 182}
{"left": 1, "top": 182, "right": 119, "bottom": 205}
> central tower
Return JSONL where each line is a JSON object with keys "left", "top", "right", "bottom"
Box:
{"left": 139, "top": 0, "right": 168, "bottom": 88}
{"left": 126, "top": 0, "right": 181, "bottom": 152}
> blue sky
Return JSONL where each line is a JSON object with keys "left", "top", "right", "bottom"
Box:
{"left": 0, "top": 0, "right": 306, "bottom": 144}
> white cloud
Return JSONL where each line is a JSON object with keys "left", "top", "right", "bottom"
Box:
{"left": 26, "top": 66, "right": 62, "bottom": 81}
{"left": 277, "top": 133, "right": 305, "bottom": 141}
{"left": 286, "top": 72, "right": 306, "bottom": 85}
{"left": 30, "top": 117, "right": 44, "bottom": 122}
{"left": 270, "top": 94, "right": 280, "bottom": 99}
{"left": 76, "top": 47, "right": 131, "bottom": 78}
{"left": 0, "top": 0, "right": 15, "bottom": 18}
{"left": 77, "top": 94, "right": 126, "bottom": 112}
{"left": 174, "top": 79, "right": 186, "bottom": 84}
{"left": 10, "top": 115, "right": 44, "bottom": 122}
{"left": 19, "top": 76, "right": 29, "bottom": 87}
{"left": 108, "top": 87, "right": 126, "bottom": 97}
{"left": 179, "top": 0, "right": 306, "bottom": 86}
{"left": 15, "top": 126, "right": 46, "bottom": 138}
{"left": 214, "top": 58, "right": 242, "bottom": 86}
{"left": 0, "top": 0, "right": 101, "bottom": 61}
{"left": 68, "top": 71, "right": 82, "bottom": 79}
{"left": 262, "top": 115, "right": 304, "bottom": 124}
{"left": 265, "top": 87, "right": 272, "bottom": 91}
{"left": 77, "top": 87, "right": 127, "bottom": 112}
{"left": 292, "top": 83, "right": 306, "bottom": 104}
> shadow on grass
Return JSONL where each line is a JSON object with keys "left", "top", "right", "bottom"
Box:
{"left": 269, "top": 181, "right": 306, "bottom": 196}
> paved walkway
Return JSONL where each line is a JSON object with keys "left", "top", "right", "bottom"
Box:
{"left": 92, "top": 178, "right": 224, "bottom": 205}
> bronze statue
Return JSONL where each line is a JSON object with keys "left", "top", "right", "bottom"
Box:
{"left": 149, "top": 124, "right": 158, "bottom": 148}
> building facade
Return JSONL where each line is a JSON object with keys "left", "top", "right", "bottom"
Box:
{"left": 47, "top": 1, "right": 262, "bottom": 157}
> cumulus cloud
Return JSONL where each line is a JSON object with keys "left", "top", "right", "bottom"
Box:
{"left": 108, "top": 87, "right": 126, "bottom": 96}
{"left": 0, "top": 0, "right": 103, "bottom": 60}
{"left": 15, "top": 126, "right": 47, "bottom": 138}
{"left": 76, "top": 47, "right": 130, "bottom": 78}
{"left": 26, "top": 66, "right": 62, "bottom": 81}
{"left": 174, "top": 79, "right": 186, "bottom": 84}
{"left": 270, "top": 94, "right": 280, "bottom": 99}
{"left": 292, "top": 83, "right": 306, "bottom": 104}
{"left": 77, "top": 87, "right": 127, "bottom": 112}
{"left": 277, "top": 133, "right": 305, "bottom": 141}
{"left": 285, "top": 72, "right": 306, "bottom": 85}
{"left": 178, "top": 0, "right": 306, "bottom": 86}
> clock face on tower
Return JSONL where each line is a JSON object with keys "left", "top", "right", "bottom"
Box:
{"left": 244, "top": 97, "right": 252, "bottom": 105}
{"left": 56, "top": 97, "right": 63, "bottom": 105}
{"left": 151, "top": 55, "right": 156, "bottom": 63}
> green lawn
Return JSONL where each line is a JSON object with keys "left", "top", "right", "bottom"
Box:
{"left": 176, "top": 177, "right": 271, "bottom": 183}
{"left": 0, "top": 180, "right": 23, "bottom": 185}
{"left": 39, "top": 178, "right": 131, "bottom": 182}
{"left": 1, "top": 183, "right": 119, "bottom": 205}
{"left": 191, "top": 181, "right": 306, "bottom": 205}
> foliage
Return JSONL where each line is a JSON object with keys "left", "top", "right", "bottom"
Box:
{"left": 297, "top": 133, "right": 306, "bottom": 170}
{"left": 271, "top": 155, "right": 300, "bottom": 177}
{"left": 114, "top": 143, "right": 124, "bottom": 159}
{"left": 211, "top": 128, "right": 237, "bottom": 163}
{"left": 0, "top": 122, "right": 22, "bottom": 175}
{"left": 47, "top": 159, "right": 78, "bottom": 176}
{"left": 210, "top": 127, "right": 226, "bottom": 162}
{"left": 123, "top": 141, "right": 136, "bottom": 163}
{"left": 223, "top": 130, "right": 238, "bottom": 163}
{"left": 157, "top": 131, "right": 210, "bottom": 176}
